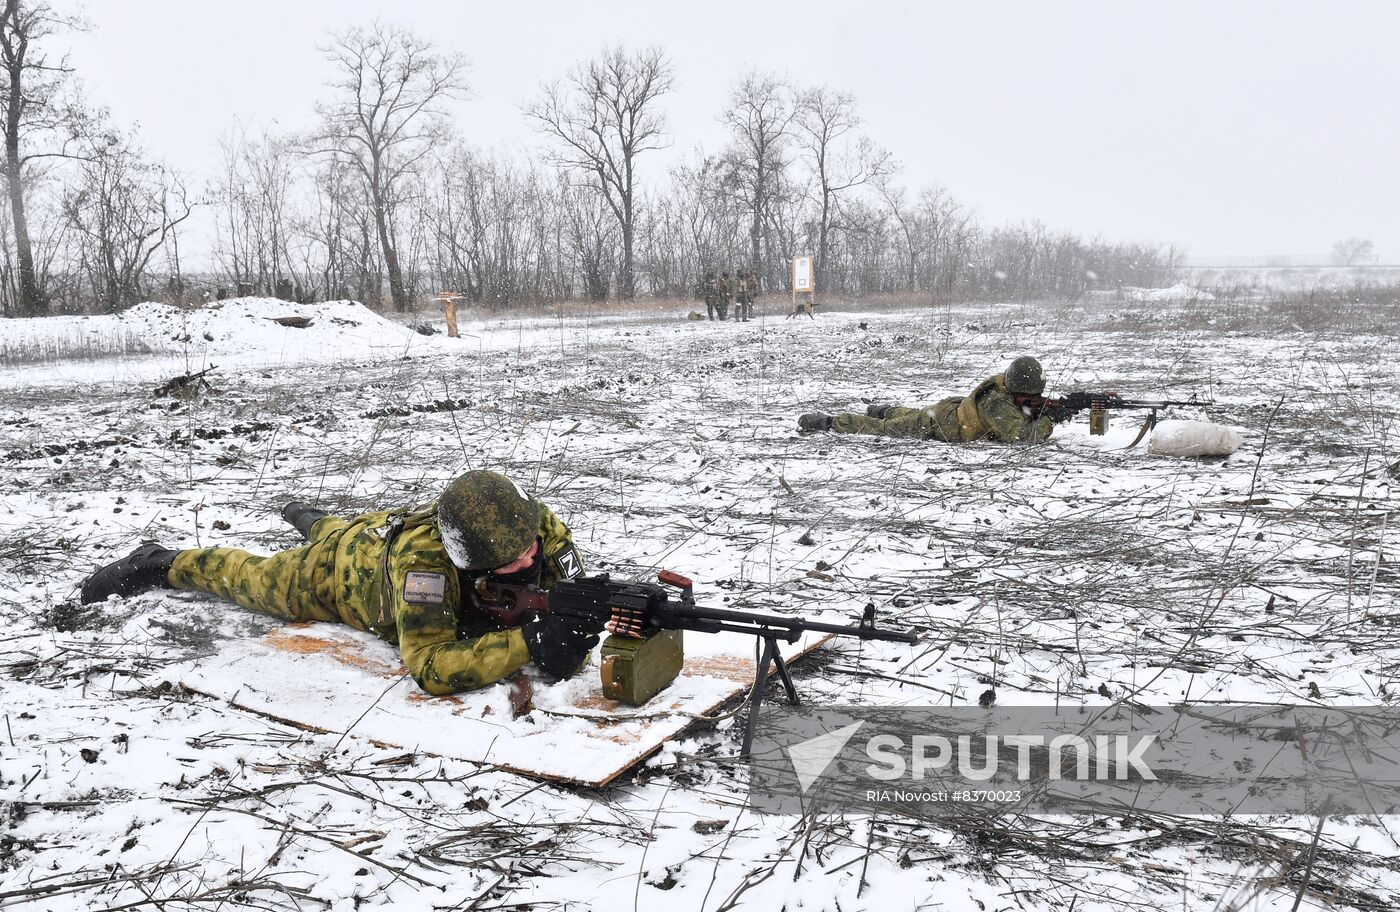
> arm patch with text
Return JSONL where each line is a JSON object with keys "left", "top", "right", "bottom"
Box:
{"left": 402, "top": 571, "right": 447, "bottom": 606}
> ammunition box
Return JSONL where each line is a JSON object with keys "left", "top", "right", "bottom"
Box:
{"left": 1089, "top": 406, "right": 1108, "bottom": 436}
{"left": 599, "top": 629, "right": 684, "bottom": 706}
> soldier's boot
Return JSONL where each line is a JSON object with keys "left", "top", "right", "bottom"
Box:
{"left": 281, "top": 501, "right": 331, "bottom": 541}
{"left": 706, "top": 303, "right": 715, "bottom": 321}
{"left": 797, "top": 412, "right": 833, "bottom": 433}
{"left": 866, "top": 403, "right": 897, "bottom": 419}
{"left": 80, "top": 543, "right": 180, "bottom": 604}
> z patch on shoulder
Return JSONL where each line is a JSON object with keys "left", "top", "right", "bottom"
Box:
{"left": 402, "top": 571, "right": 447, "bottom": 606}
{"left": 554, "top": 549, "right": 581, "bottom": 580}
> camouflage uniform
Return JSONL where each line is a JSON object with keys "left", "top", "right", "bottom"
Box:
{"left": 716, "top": 273, "right": 733, "bottom": 321}
{"left": 743, "top": 271, "right": 760, "bottom": 320}
{"left": 831, "top": 373, "right": 1054, "bottom": 443}
{"left": 166, "top": 504, "right": 584, "bottom": 695}
{"left": 733, "top": 271, "right": 752, "bottom": 322}
{"left": 702, "top": 273, "right": 719, "bottom": 321}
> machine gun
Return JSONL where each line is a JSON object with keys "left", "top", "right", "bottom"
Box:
{"left": 1014, "top": 391, "right": 1214, "bottom": 445}
{"left": 472, "top": 570, "right": 916, "bottom": 755}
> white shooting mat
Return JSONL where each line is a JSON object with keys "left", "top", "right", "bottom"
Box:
{"left": 173, "top": 623, "right": 829, "bottom": 786}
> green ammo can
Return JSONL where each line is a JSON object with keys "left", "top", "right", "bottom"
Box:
{"left": 599, "top": 628, "right": 684, "bottom": 705}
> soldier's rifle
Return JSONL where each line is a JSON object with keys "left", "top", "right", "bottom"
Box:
{"left": 472, "top": 570, "right": 916, "bottom": 755}
{"left": 1015, "top": 391, "right": 1215, "bottom": 445}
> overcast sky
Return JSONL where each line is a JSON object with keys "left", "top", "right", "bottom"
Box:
{"left": 60, "top": 0, "right": 1400, "bottom": 265}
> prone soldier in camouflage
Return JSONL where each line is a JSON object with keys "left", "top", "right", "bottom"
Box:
{"left": 797, "top": 356, "right": 1057, "bottom": 443}
{"left": 79, "top": 471, "right": 601, "bottom": 696}
{"left": 701, "top": 271, "right": 720, "bottom": 321}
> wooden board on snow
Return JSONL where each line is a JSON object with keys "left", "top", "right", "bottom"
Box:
{"left": 174, "top": 623, "right": 830, "bottom": 787}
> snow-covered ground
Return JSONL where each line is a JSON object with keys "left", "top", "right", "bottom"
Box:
{"left": 2, "top": 297, "right": 1398, "bottom": 910}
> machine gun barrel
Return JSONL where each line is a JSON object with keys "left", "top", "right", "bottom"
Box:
{"left": 1101, "top": 397, "right": 1212, "bottom": 409}
{"left": 658, "top": 601, "right": 918, "bottom": 644}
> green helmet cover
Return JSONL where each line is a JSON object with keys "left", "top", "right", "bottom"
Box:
{"left": 436, "top": 470, "right": 543, "bottom": 571}
{"left": 1005, "top": 356, "right": 1046, "bottom": 395}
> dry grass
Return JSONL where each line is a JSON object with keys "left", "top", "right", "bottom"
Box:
{"left": 0, "top": 328, "right": 153, "bottom": 366}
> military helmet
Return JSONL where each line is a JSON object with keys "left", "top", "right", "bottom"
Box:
{"left": 436, "top": 470, "right": 543, "bottom": 571}
{"left": 1004, "top": 356, "right": 1046, "bottom": 395}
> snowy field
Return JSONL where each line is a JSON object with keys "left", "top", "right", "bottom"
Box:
{"left": 1185, "top": 264, "right": 1400, "bottom": 295}
{"left": 2, "top": 297, "right": 1399, "bottom": 910}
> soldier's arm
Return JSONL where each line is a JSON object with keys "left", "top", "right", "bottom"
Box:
{"left": 539, "top": 504, "right": 585, "bottom": 589}
{"left": 979, "top": 394, "right": 1055, "bottom": 443}
{"left": 390, "top": 549, "right": 530, "bottom": 696}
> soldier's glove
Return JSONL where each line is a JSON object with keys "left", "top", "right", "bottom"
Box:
{"left": 798, "top": 412, "right": 833, "bottom": 432}
{"left": 523, "top": 611, "right": 601, "bottom": 681}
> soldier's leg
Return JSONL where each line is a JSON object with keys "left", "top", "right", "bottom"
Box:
{"left": 168, "top": 544, "right": 339, "bottom": 624}
{"left": 831, "top": 406, "right": 939, "bottom": 439}
{"left": 926, "top": 398, "right": 965, "bottom": 442}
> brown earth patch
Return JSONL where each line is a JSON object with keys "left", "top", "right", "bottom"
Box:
{"left": 265, "top": 626, "right": 403, "bottom": 678}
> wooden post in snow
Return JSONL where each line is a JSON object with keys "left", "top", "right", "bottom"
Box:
{"left": 436, "top": 291, "right": 461, "bottom": 338}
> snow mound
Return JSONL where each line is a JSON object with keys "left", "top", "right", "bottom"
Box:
{"left": 118, "top": 298, "right": 426, "bottom": 360}
{"left": 1123, "top": 284, "right": 1216, "bottom": 302}
{"left": 1148, "top": 419, "right": 1243, "bottom": 457}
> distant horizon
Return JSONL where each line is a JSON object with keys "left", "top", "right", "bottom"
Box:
{"left": 1184, "top": 254, "right": 1396, "bottom": 268}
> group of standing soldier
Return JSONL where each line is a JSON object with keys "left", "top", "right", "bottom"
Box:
{"left": 701, "top": 270, "right": 760, "bottom": 322}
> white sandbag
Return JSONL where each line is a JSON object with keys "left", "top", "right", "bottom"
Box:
{"left": 1147, "top": 419, "right": 1244, "bottom": 457}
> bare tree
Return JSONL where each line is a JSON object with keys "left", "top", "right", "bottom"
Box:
{"left": 917, "top": 185, "right": 975, "bottom": 298}
{"left": 795, "top": 86, "right": 893, "bottom": 290}
{"left": 527, "top": 44, "right": 673, "bottom": 301}
{"left": 1330, "top": 237, "right": 1374, "bottom": 267}
{"left": 722, "top": 73, "right": 796, "bottom": 283}
{"left": 0, "top": 0, "right": 85, "bottom": 315}
{"left": 664, "top": 155, "right": 744, "bottom": 284}
{"left": 64, "top": 136, "right": 193, "bottom": 312}
{"left": 422, "top": 145, "right": 550, "bottom": 309}
{"left": 560, "top": 179, "right": 616, "bottom": 302}
{"left": 309, "top": 23, "right": 466, "bottom": 311}
{"left": 213, "top": 125, "right": 301, "bottom": 297}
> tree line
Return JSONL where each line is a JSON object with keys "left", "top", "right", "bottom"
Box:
{"left": 0, "top": 9, "right": 1181, "bottom": 317}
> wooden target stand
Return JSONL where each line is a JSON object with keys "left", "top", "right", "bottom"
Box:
{"left": 787, "top": 255, "right": 816, "bottom": 319}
